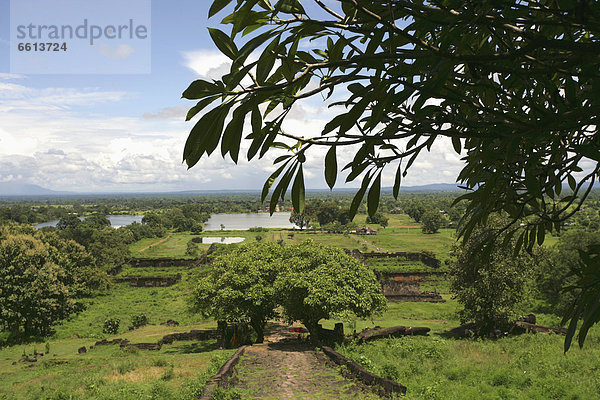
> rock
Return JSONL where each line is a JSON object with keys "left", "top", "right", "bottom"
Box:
{"left": 78, "top": 346, "right": 87, "bottom": 354}
{"left": 511, "top": 321, "right": 567, "bottom": 335}
{"left": 523, "top": 314, "right": 536, "bottom": 324}
{"left": 357, "top": 325, "right": 430, "bottom": 342}
{"left": 123, "top": 342, "right": 161, "bottom": 351}
{"left": 448, "top": 323, "right": 477, "bottom": 338}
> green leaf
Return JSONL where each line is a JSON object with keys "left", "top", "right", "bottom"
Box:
{"left": 291, "top": 165, "right": 305, "bottom": 213}
{"left": 349, "top": 173, "right": 371, "bottom": 218}
{"left": 208, "top": 28, "right": 238, "bottom": 60}
{"left": 261, "top": 162, "right": 288, "bottom": 202}
{"left": 393, "top": 162, "right": 402, "bottom": 199}
{"left": 451, "top": 137, "right": 461, "bottom": 154}
{"left": 537, "top": 224, "right": 545, "bottom": 246}
{"left": 367, "top": 172, "right": 381, "bottom": 217}
{"left": 185, "top": 96, "right": 219, "bottom": 121}
{"left": 209, "top": 0, "right": 234, "bottom": 17}
{"left": 221, "top": 106, "right": 247, "bottom": 163}
{"left": 183, "top": 103, "right": 232, "bottom": 168}
{"left": 567, "top": 174, "right": 577, "bottom": 191}
{"left": 182, "top": 80, "right": 219, "bottom": 100}
{"left": 513, "top": 231, "right": 525, "bottom": 257}
{"left": 324, "top": 146, "right": 337, "bottom": 189}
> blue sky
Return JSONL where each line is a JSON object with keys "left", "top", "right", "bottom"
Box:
{"left": 0, "top": 0, "right": 463, "bottom": 193}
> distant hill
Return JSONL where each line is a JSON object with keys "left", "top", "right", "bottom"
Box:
{"left": 385, "top": 183, "right": 464, "bottom": 192}
{"left": 0, "top": 182, "right": 466, "bottom": 198}
{"left": 0, "top": 182, "right": 72, "bottom": 197}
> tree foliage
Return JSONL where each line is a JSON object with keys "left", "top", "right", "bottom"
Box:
{"left": 289, "top": 210, "right": 310, "bottom": 230}
{"left": 191, "top": 242, "right": 283, "bottom": 342}
{"left": 450, "top": 218, "right": 535, "bottom": 335}
{"left": 191, "top": 240, "right": 385, "bottom": 342}
{"left": 276, "top": 241, "right": 386, "bottom": 338}
{"left": 366, "top": 211, "right": 389, "bottom": 228}
{"left": 0, "top": 224, "right": 104, "bottom": 338}
{"left": 184, "top": 0, "right": 600, "bottom": 348}
{"left": 421, "top": 210, "right": 443, "bottom": 234}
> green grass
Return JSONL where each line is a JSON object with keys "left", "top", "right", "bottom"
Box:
{"left": 0, "top": 264, "right": 232, "bottom": 400}
{"left": 130, "top": 231, "right": 269, "bottom": 258}
{"left": 336, "top": 331, "right": 600, "bottom": 399}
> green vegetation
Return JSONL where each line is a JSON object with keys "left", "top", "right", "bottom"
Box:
{"left": 337, "top": 333, "right": 600, "bottom": 400}
{"left": 192, "top": 242, "right": 283, "bottom": 343}
{"left": 3, "top": 187, "right": 600, "bottom": 398}
{"left": 276, "top": 241, "right": 387, "bottom": 339}
{"left": 450, "top": 217, "right": 536, "bottom": 335}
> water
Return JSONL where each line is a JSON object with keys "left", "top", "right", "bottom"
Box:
{"left": 34, "top": 215, "right": 144, "bottom": 229}
{"left": 200, "top": 237, "right": 246, "bottom": 244}
{"left": 35, "top": 212, "right": 297, "bottom": 231}
{"left": 203, "top": 212, "right": 295, "bottom": 231}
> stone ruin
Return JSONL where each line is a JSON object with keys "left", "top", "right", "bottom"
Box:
{"left": 115, "top": 273, "right": 181, "bottom": 287}
{"left": 380, "top": 274, "right": 445, "bottom": 303}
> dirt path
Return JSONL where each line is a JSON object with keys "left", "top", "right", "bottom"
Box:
{"left": 225, "top": 323, "right": 379, "bottom": 399}
{"left": 349, "top": 234, "right": 386, "bottom": 253}
{"left": 137, "top": 233, "right": 172, "bottom": 253}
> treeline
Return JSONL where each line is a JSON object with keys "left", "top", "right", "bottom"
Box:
{"left": 0, "top": 224, "right": 110, "bottom": 339}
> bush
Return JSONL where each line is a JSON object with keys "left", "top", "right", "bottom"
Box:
{"left": 103, "top": 317, "right": 120, "bottom": 334}
{"left": 248, "top": 227, "right": 268, "bottom": 232}
{"left": 191, "top": 237, "right": 203, "bottom": 243}
{"left": 130, "top": 313, "right": 148, "bottom": 329}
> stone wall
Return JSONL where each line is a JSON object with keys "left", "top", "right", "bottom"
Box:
{"left": 361, "top": 251, "right": 441, "bottom": 268}
{"left": 128, "top": 258, "right": 198, "bottom": 268}
{"left": 115, "top": 274, "right": 181, "bottom": 287}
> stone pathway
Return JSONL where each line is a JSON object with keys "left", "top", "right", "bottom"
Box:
{"left": 224, "top": 323, "right": 379, "bottom": 399}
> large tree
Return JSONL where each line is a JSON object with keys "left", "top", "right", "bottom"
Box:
{"left": 191, "top": 242, "right": 283, "bottom": 343}
{"left": 184, "top": 0, "right": 600, "bottom": 349}
{"left": 0, "top": 225, "right": 103, "bottom": 338}
{"left": 276, "top": 240, "right": 387, "bottom": 339}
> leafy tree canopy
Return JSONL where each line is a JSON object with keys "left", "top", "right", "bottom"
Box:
{"left": 276, "top": 240, "right": 387, "bottom": 337}
{"left": 191, "top": 241, "right": 283, "bottom": 342}
{"left": 185, "top": 0, "right": 599, "bottom": 348}
{"left": 421, "top": 209, "right": 444, "bottom": 234}
{"left": 0, "top": 224, "right": 105, "bottom": 338}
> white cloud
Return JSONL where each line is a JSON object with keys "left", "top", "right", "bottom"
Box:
{"left": 99, "top": 44, "right": 135, "bottom": 59}
{"left": 181, "top": 50, "right": 230, "bottom": 78}
{"left": 143, "top": 106, "right": 188, "bottom": 120}
{"left": 0, "top": 76, "right": 467, "bottom": 193}
{"left": 0, "top": 73, "right": 26, "bottom": 80}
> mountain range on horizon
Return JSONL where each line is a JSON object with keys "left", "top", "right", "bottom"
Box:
{"left": 0, "top": 181, "right": 467, "bottom": 197}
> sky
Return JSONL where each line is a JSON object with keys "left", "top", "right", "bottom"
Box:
{"left": 0, "top": 0, "right": 464, "bottom": 193}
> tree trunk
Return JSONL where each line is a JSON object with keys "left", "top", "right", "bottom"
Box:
{"left": 250, "top": 318, "right": 265, "bottom": 343}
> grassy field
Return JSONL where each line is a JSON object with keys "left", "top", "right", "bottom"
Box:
{"left": 5, "top": 212, "right": 591, "bottom": 400}
{"left": 320, "top": 301, "right": 600, "bottom": 400}
{"left": 0, "top": 265, "right": 233, "bottom": 400}
{"left": 128, "top": 213, "right": 456, "bottom": 262}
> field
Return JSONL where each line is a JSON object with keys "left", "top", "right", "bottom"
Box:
{"left": 0, "top": 264, "right": 234, "bottom": 400}
{"left": 2, "top": 212, "right": 599, "bottom": 399}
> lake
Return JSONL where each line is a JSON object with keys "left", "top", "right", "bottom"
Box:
{"left": 34, "top": 212, "right": 296, "bottom": 231}
{"left": 204, "top": 212, "right": 295, "bottom": 231}
{"left": 200, "top": 237, "right": 246, "bottom": 244}
{"left": 34, "top": 215, "right": 144, "bottom": 229}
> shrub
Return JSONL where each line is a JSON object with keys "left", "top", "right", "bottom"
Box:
{"left": 248, "top": 227, "right": 268, "bottom": 232}
{"left": 103, "top": 317, "right": 120, "bottom": 335}
{"left": 130, "top": 314, "right": 148, "bottom": 329}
